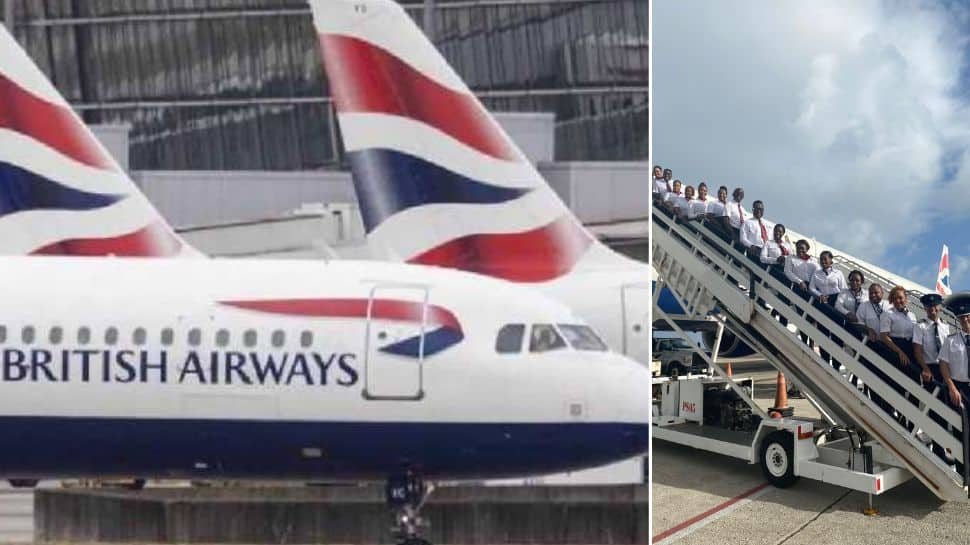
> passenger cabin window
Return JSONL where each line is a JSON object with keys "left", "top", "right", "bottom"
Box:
{"left": 300, "top": 331, "right": 313, "bottom": 348}
{"left": 49, "top": 326, "right": 63, "bottom": 345}
{"left": 529, "top": 324, "right": 566, "bottom": 353}
{"left": 216, "top": 329, "right": 230, "bottom": 347}
{"left": 495, "top": 324, "right": 525, "bottom": 354}
{"left": 161, "top": 328, "right": 174, "bottom": 346}
{"left": 133, "top": 328, "right": 147, "bottom": 346}
{"left": 77, "top": 327, "right": 90, "bottom": 345}
{"left": 104, "top": 327, "right": 118, "bottom": 345}
{"left": 244, "top": 330, "right": 257, "bottom": 347}
{"left": 21, "top": 326, "right": 35, "bottom": 345}
{"left": 558, "top": 324, "right": 608, "bottom": 351}
{"left": 271, "top": 330, "right": 285, "bottom": 348}
{"left": 188, "top": 328, "right": 202, "bottom": 347}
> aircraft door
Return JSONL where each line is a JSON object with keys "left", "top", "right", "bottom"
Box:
{"left": 363, "top": 284, "right": 428, "bottom": 400}
{"left": 621, "top": 284, "right": 650, "bottom": 363}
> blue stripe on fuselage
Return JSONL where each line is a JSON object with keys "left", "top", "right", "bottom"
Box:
{"left": 0, "top": 417, "right": 648, "bottom": 480}
{"left": 379, "top": 326, "right": 463, "bottom": 358}
{"left": 346, "top": 148, "right": 532, "bottom": 232}
{"left": 0, "top": 161, "right": 123, "bottom": 216}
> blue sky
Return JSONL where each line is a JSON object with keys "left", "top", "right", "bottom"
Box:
{"left": 654, "top": 1, "right": 970, "bottom": 291}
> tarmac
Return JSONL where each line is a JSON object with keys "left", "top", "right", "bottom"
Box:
{"left": 652, "top": 360, "right": 970, "bottom": 545}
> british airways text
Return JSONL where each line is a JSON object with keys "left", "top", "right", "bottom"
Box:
{"left": 1, "top": 349, "right": 359, "bottom": 386}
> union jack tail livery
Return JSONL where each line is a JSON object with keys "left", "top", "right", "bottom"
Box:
{"left": 937, "top": 244, "right": 952, "bottom": 296}
{"left": 0, "top": 26, "right": 196, "bottom": 257}
{"left": 310, "top": 0, "right": 629, "bottom": 283}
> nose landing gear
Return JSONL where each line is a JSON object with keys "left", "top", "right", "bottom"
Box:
{"left": 386, "top": 471, "right": 434, "bottom": 545}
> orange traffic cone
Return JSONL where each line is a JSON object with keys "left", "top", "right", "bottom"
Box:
{"left": 725, "top": 360, "right": 733, "bottom": 378}
{"left": 769, "top": 372, "right": 788, "bottom": 419}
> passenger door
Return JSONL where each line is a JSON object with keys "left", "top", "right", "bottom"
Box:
{"left": 363, "top": 284, "right": 428, "bottom": 400}
{"left": 621, "top": 284, "right": 650, "bottom": 364}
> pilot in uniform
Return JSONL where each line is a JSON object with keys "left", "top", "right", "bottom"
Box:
{"left": 739, "top": 200, "right": 773, "bottom": 259}
{"left": 937, "top": 296, "right": 970, "bottom": 472}
{"left": 913, "top": 293, "right": 950, "bottom": 385}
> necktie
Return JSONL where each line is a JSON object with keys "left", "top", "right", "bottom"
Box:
{"left": 873, "top": 303, "right": 882, "bottom": 317}
{"left": 779, "top": 243, "right": 789, "bottom": 257}
{"left": 965, "top": 334, "right": 970, "bottom": 347}
{"left": 759, "top": 220, "right": 768, "bottom": 242}
{"left": 933, "top": 322, "right": 941, "bottom": 352}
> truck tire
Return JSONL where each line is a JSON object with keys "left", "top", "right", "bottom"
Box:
{"left": 759, "top": 430, "right": 798, "bottom": 488}
{"left": 668, "top": 362, "right": 686, "bottom": 377}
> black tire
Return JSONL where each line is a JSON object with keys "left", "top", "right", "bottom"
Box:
{"left": 759, "top": 430, "right": 798, "bottom": 488}
{"left": 8, "top": 479, "right": 38, "bottom": 488}
{"left": 668, "top": 362, "right": 686, "bottom": 377}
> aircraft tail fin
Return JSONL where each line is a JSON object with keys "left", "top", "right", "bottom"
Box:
{"left": 937, "top": 244, "right": 952, "bottom": 296}
{"left": 310, "top": 0, "right": 625, "bottom": 282}
{"left": 0, "top": 25, "right": 197, "bottom": 257}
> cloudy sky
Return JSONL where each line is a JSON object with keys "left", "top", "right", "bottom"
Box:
{"left": 654, "top": 1, "right": 970, "bottom": 291}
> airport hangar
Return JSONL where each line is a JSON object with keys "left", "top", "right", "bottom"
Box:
{"left": 1, "top": 0, "right": 647, "bottom": 260}
{"left": 0, "top": 2, "right": 648, "bottom": 543}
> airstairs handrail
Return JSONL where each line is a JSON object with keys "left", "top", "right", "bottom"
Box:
{"left": 652, "top": 205, "right": 968, "bottom": 499}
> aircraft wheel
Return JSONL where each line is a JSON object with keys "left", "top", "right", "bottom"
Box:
{"left": 760, "top": 430, "right": 798, "bottom": 488}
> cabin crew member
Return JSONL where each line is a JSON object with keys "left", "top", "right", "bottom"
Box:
{"left": 855, "top": 282, "right": 893, "bottom": 412}
{"left": 784, "top": 239, "right": 817, "bottom": 300}
{"left": 760, "top": 224, "right": 793, "bottom": 268}
{"left": 706, "top": 186, "right": 733, "bottom": 242}
{"left": 809, "top": 251, "right": 847, "bottom": 368}
{"left": 914, "top": 293, "right": 949, "bottom": 385}
{"left": 724, "top": 187, "right": 748, "bottom": 236}
{"left": 739, "top": 200, "right": 773, "bottom": 258}
{"left": 936, "top": 297, "right": 970, "bottom": 472}
{"left": 652, "top": 165, "right": 668, "bottom": 201}
{"left": 673, "top": 185, "right": 695, "bottom": 219}
{"left": 835, "top": 270, "right": 866, "bottom": 332}
{"left": 881, "top": 286, "right": 921, "bottom": 430}
{"left": 688, "top": 183, "right": 710, "bottom": 220}
{"left": 809, "top": 251, "right": 845, "bottom": 307}
{"left": 663, "top": 180, "right": 683, "bottom": 206}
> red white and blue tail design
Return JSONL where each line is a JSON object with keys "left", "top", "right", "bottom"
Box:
{"left": 937, "top": 244, "right": 952, "bottom": 296}
{"left": 0, "top": 26, "right": 196, "bottom": 257}
{"left": 311, "top": 0, "right": 622, "bottom": 283}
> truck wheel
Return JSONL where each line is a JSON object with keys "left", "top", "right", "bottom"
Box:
{"left": 668, "top": 362, "right": 686, "bottom": 377}
{"left": 759, "top": 431, "right": 798, "bottom": 488}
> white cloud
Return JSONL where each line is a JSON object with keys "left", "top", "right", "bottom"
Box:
{"left": 654, "top": 0, "right": 970, "bottom": 267}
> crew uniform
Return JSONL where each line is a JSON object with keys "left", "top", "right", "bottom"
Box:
{"left": 880, "top": 305, "right": 919, "bottom": 383}
{"left": 855, "top": 297, "right": 894, "bottom": 413}
{"left": 938, "top": 296, "right": 970, "bottom": 474}
{"left": 809, "top": 266, "right": 847, "bottom": 367}
{"left": 857, "top": 299, "right": 891, "bottom": 340}
{"left": 653, "top": 176, "right": 669, "bottom": 199}
{"left": 835, "top": 287, "right": 866, "bottom": 333}
{"left": 739, "top": 216, "right": 774, "bottom": 259}
{"left": 913, "top": 294, "right": 950, "bottom": 384}
{"left": 724, "top": 200, "right": 747, "bottom": 230}
{"left": 784, "top": 254, "right": 818, "bottom": 300}
{"left": 687, "top": 198, "right": 709, "bottom": 220}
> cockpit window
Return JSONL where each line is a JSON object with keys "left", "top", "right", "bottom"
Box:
{"left": 558, "top": 324, "right": 608, "bottom": 351}
{"left": 529, "top": 324, "right": 567, "bottom": 353}
{"left": 496, "top": 324, "right": 525, "bottom": 354}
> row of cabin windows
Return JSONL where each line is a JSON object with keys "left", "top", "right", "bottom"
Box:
{"left": 0, "top": 326, "right": 315, "bottom": 349}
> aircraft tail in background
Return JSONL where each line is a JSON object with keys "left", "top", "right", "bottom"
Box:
{"left": 937, "top": 244, "right": 952, "bottom": 296}
{"left": 0, "top": 25, "right": 197, "bottom": 257}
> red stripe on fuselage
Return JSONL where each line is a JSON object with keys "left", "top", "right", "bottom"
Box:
{"left": 30, "top": 221, "right": 183, "bottom": 257}
{"left": 318, "top": 34, "right": 518, "bottom": 162}
{"left": 220, "top": 298, "right": 463, "bottom": 334}
{"left": 408, "top": 216, "right": 593, "bottom": 283}
{"left": 0, "top": 73, "right": 116, "bottom": 171}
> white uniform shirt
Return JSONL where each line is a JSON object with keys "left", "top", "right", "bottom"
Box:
{"left": 834, "top": 288, "right": 866, "bottom": 321}
{"left": 707, "top": 200, "right": 727, "bottom": 218}
{"left": 739, "top": 217, "right": 774, "bottom": 249}
{"left": 857, "top": 300, "right": 891, "bottom": 333}
{"left": 760, "top": 240, "right": 793, "bottom": 265}
{"left": 653, "top": 178, "right": 669, "bottom": 197}
{"left": 880, "top": 307, "right": 917, "bottom": 339}
{"left": 664, "top": 191, "right": 684, "bottom": 204}
{"left": 687, "top": 199, "right": 709, "bottom": 219}
{"left": 913, "top": 319, "right": 950, "bottom": 364}
{"left": 809, "top": 267, "right": 846, "bottom": 297}
{"left": 671, "top": 196, "right": 691, "bottom": 216}
{"left": 724, "top": 200, "right": 748, "bottom": 228}
{"left": 940, "top": 332, "right": 970, "bottom": 382}
{"left": 784, "top": 256, "right": 818, "bottom": 285}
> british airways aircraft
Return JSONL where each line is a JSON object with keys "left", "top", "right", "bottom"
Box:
{"left": 309, "top": 0, "right": 651, "bottom": 365}
{"left": 0, "top": 23, "right": 648, "bottom": 544}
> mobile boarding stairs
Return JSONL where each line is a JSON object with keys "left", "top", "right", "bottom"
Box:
{"left": 652, "top": 203, "right": 970, "bottom": 501}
